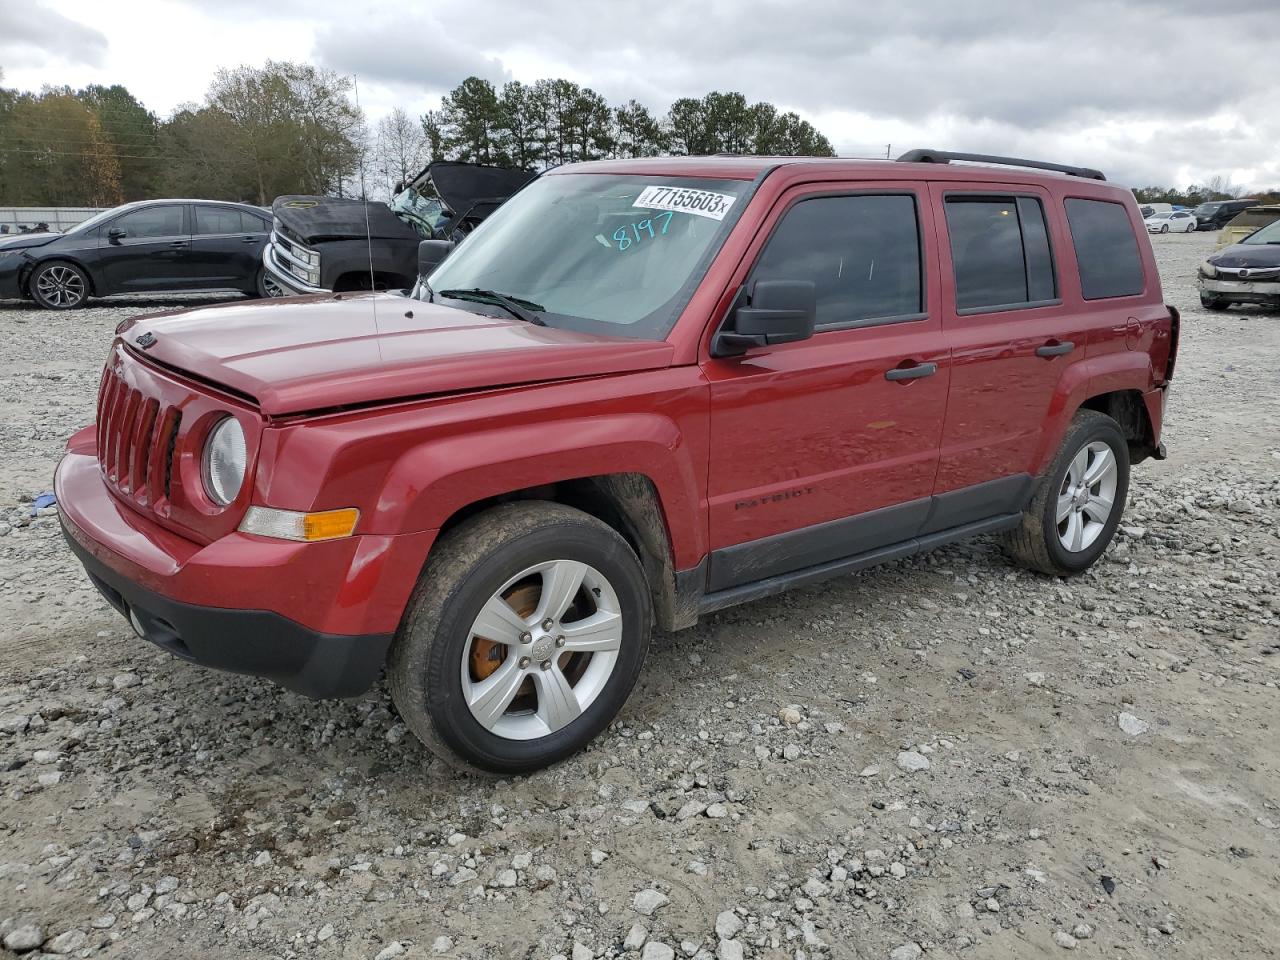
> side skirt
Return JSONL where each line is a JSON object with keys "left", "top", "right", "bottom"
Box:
{"left": 696, "top": 512, "right": 1021, "bottom": 617}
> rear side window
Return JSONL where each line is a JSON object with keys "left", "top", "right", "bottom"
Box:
{"left": 1064, "top": 198, "right": 1145, "bottom": 299}
{"left": 944, "top": 196, "right": 1057, "bottom": 312}
{"left": 750, "top": 194, "right": 923, "bottom": 327}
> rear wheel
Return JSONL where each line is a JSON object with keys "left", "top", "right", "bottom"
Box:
{"left": 255, "top": 267, "right": 285, "bottom": 298}
{"left": 30, "top": 261, "right": 89, "bottom": 309}
{"left": 389, "top": 502, "right": 652, "bottom": 774}
{"left": 1004, "top": 410, "right": 1129, "bottom": 576}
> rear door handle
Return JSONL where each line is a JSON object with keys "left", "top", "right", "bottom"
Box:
{"left": 1035, "top": 340, "right": 1074, "bottom": 358}
{"left": 885, "top": 362, "right": 938, "bottom": 382}
{"left": 242, "top": 236, "right": 260, "bottom": 243}
{"left": 169, "top": 240, "right": 188, "bottom": 248}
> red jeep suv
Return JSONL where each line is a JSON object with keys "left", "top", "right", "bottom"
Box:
{"left": 57, "top": 150, "right": 1178, "bottom": 772}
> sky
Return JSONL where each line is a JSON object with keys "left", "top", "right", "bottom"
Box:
{"left": 2, "top": 0, "right": 1279, "bottom": 190}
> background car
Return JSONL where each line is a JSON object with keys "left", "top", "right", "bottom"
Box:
{"left": 1215, "top": 204, "right": 1280, "bottom": 249}
{"left": 1191, "top": 198, "right": 1258, "bottom": 232}
{"left": 1198, "top": 217, "right": 1280, "bottom": 310}
{"left": 0, "top": 199, "right": 276, "bottom": 310}
{"left": 1145, "top": 210, "right": 1197, "bottom": 233}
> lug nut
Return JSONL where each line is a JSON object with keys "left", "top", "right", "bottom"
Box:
{"left": 540, "top": 659, "right": 552, "bottom": 670}
{"left": 541, "top": 618, "right": 555, "bottom": 631}
{"left": 555, "top": 636, "right": 565, "bottom": 647}
{"left": 520, "top": 632, "right": 533, "bottom": 644}
{"left": 518, "top": 656, "right": 530, "bottom": 669}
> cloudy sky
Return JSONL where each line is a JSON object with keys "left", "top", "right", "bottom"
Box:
{"left": 3, "top": 0, "right": 1279, "bottom": 190}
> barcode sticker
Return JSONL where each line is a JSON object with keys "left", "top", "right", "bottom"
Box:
{"left": 634, "top": 185, "right": 736, "bottom": 221}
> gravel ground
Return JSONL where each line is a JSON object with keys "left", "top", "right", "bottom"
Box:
{"left": 0, "top": 232, "right": 1277, "bottom": 960}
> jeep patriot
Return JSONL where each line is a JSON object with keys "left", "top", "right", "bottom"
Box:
{"left": 57, "top": 150, "right": 1178, "bottom": 772}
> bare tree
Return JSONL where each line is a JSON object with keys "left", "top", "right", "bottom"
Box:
{"left": 374, "top": 107, "right": 427, "bottom": 197}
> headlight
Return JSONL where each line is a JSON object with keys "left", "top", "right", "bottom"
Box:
{"left": 1199, "top": 261, "right": 1218, "bottom": 279}
{"left": 202, "top": 417, "right": 246, "bottom": 505}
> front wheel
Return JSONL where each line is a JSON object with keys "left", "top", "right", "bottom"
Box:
{"left": 389, "top": 502, "right": 653, "bottom": 774}
{"left": 1004, "top": 410, "right": 1130, "bottom": 576}
{"left": 30, "top": 261, "right": 89, "bottom": 309}
{"left": 1200, "top": 293, "right": 1229, "bottom": 311}
{"left": 1160, "top": 223, "right": 1170, "bottom": 233}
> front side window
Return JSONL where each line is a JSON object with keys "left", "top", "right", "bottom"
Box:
{"left": 112, "top": 205, "right": 183, "bottom": 239}
{"left": 945, "top": 196, "right": 1057, "bottom": 311}
{"left": 427, "top": 173, "right": 751, "bottom": 340}
{"left": 1065, "top": 198, "right": 1145, "bottom": 299}
{"left": 748, "top": 194, "right": 923, "bottom": 327}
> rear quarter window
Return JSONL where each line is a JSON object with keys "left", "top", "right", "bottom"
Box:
{"left": 1064, "top": 198, "right": 1145, "bottom": 299}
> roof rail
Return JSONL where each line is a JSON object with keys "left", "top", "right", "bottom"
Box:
{"left": 896, "top": 148, "right": 1106, "bottom": 182}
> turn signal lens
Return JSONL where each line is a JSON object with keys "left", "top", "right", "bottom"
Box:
{"left": 239, "top": 506, "right": 359, "bottom": 542}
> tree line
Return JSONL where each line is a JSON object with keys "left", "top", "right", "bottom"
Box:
{"left": 1133, "top": 178, "right": 1280, "bottom": 207}
{"left": 0, "top": 62, "right": 836, "bottom": 208}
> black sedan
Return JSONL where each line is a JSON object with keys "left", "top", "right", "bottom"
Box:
{"left": 0, "top": 199, "right": 278, "bottom": 310}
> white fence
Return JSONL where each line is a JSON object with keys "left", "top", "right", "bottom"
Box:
{"left": 0, "top": 207, "right": 105, "bottom": 234}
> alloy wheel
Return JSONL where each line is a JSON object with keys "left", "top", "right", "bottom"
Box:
{"left": 35, "top": 265, "right": 86, "bottom": 307}
{"left": 1056, "top": 441, "right": 1118, "bottom": 553}
{"left": 461, "top": 559, "right": 622, "bottom": 741}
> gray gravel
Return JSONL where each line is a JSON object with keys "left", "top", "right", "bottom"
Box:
{"left": 1, "top": 234, "right": 1278, "bottom": 959}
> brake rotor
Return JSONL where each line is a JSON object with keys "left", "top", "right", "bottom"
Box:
{"left": 469, "top": 583, "right": 540, "bottom": 681}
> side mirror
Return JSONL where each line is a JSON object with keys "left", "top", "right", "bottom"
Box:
{"left": 417, "top": 239, "right": 454, "bottom": 278}
{"left": 107, "top": 227, "right": 126, "bottom": 242}
{"left": 712, "top": 280, "right": 816, "bottom": 357}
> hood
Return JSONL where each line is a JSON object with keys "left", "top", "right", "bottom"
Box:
{"left": 1209, "top": 243, "right": 1280, "bottom": 268}
{"left": 0, "top": 232, "right": 59, "bottom": 252}
{"left": 272, "top": 196, "right": 420, "bottom": 245}
{"left": 412, "top": 161, "right": 535, "bottom": 213}
{"left": 116, "top": 294, "right": 674, "bottom": 416}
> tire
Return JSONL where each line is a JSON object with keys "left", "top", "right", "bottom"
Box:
{"left": 254, "top": 266, "right": 285, "bottom": 299}
{"left": 389, "top": 502, "right": 653, "bottom": 774}
{"left": 1200, "top": 293, "right": 1229, "bottom": 311}
{"left": 1004, "top": 410, "right": 1130, "bottom": 577}
{"left": 29, "top": 260, "right": 89, "bottom": 310}
{"left": 1159, "top": 223, "right": 1169, "bottom": 234}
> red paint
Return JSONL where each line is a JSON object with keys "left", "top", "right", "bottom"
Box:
{"left": 59, "top": 156, "right": 1174, "bottom": 641}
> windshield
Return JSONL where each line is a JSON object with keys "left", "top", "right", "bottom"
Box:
{"left": 1193, "top": 203, "right": 1222, "bottom": 216}
{"left": 1242, "top": 219, "right": 1280, "bottom": 244}
{"left": 389, "top": 186, "right": 450, "bottom": 238}
{"left": 65, "top": 206, "right": 127, "bottom": 234}
{"left": 426, "top": 173, "right": 751, "bottom": 340}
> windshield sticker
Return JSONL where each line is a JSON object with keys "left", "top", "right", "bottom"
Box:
{"left": 634, "top": 185, "right": 736, "bottom": 221}
{"left": 605, "top": 211, "right": 675, "bottom": 251}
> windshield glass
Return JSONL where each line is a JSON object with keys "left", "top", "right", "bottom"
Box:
{"left": 426, "top": 173, "right": 750, "bottom": 340}
{"left": 66, "top": 206, "right": 127, "bottom": 235}
{"left": 1242, "top": 219, "right": 1280, "bottom": 244}
{"left": 389, "top": 186, "right": 450, "bottom": 238}
{"left": 1193, "top": 203, "right": 1221, "bottom": 216}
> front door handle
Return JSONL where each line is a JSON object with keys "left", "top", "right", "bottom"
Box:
{"left": 169, "top": 240, "right": 189, "bottom": 248}
{"left": 1035, "top": 340, "right": 1074, "bottom": 358}
{"left": 885, "top": 362, "right": 938, "bottom": 382}
{"left": 242, "top": 236, "right": 260, "bottom": 243}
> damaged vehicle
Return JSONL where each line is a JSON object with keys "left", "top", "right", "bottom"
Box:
{"left": 1198, "top": 216, "right": 1280, "bottom": 310}
{"left": 263, "top": 161, "right": 534, "bottom": 295}
{"left": 1214, "top": 204, "right": 1280, "bottom": 250}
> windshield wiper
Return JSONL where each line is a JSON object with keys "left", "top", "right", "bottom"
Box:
{"left": 438, "top": 288, "right": 547, "bottom": 326}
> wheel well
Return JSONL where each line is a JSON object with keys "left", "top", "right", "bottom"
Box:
{"left": 437, "top": 473, "right": 693, "bottom": 631}
{"left": 332, "top": 270, "right": 410, "bottom": 292}
{"left": 1080, "top": 390, "right": 1155, "bottom": 462}
{"left": 25, "top": 257, "right": 97, "bottom": 297}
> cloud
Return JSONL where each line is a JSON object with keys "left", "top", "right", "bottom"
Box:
{"left": 313, "top": 16, "right": 510, "bottom": 94}
{"left": 0, "top": 1, "right": 107, "bottom": 69}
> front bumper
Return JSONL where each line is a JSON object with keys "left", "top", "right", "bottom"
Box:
{"left": 1199, "top": 277, "right": 1280, "bottom": 304}
{"left": 63, "top": 519, "right": 391, "bottom": 698}
{"left": 262, "top": 242, "right": 329, "bottom": 295}
{"left": 55, "top": 429, "right": 436, "bottom": 698}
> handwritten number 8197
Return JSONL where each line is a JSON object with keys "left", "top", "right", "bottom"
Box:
{"left": 612, "top": 211, "right": 674, "bottom": 251}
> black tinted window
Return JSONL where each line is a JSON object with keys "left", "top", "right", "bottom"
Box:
{"left": 113, "top": 205, "right": 183, "bottom": 239}
{"left": 751, "top": 194, "right": 922, "bottom": 326}
{"left": 945, "top": 196, "right": 1058, "bottom": 311}
{"left": 195, "top": 206, "right": 247, "bottom": 235}
{"left": 1065, "top": 198, "right": 1144, "bottom": 299}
